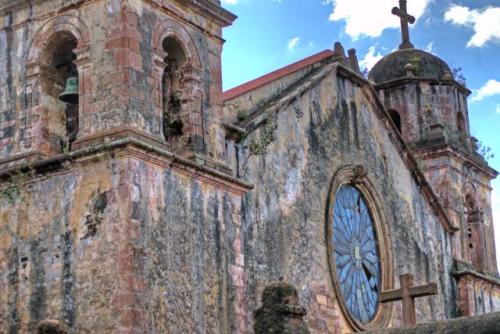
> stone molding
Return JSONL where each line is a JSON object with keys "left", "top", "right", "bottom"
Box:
{"left": 411, "top": 142, "right": 498, "bottom": 180}
{"left": 152, "top": 19, "right": 202, "bottom": 69}
{"left": 26, "top": 14, "right": 90, "bottom": 64}
{"left": 325, "top": 165, "right": 394, "bottom": 332}
{"left": 373, "top": 77, "right": 471, "bottom": 97}
{"left": 0, "top": 136, "right": 253, "bottom": 196}
{"left": 452, "top": 260, "right": 500, "bottom": 286}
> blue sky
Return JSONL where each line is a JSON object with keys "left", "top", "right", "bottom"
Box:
{"left": 220, "top": 0, "right": 500, "bottom": 269}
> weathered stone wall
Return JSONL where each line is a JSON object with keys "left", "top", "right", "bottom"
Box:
{"left": 223, "top": 60, "right": 330, "bottom": 124}
{"left": 378, "top": 82, "right": 469, "bottom": 144}
{"left": 231, "top": 68, "right": 456, "bottom": 333}
{"left": 126, "top": 157, "right": 247, "bottom": 333}
{"left": 455, "top": 263, "right": 500, "bottom": 316}
{"left": 418, "top": 150, "right": 498, "bottom": 274}
{"left": 0, "top": 148, "right": 249, "bottom": 333}
{"left": 0, "top": 155, "right": 131, "bottom": 333}
{"left": 0, "top": 0, "right": 244, "bottom": 332}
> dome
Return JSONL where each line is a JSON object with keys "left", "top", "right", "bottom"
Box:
{"left": 369, "top": 48, "right": 452, "bottom": 83}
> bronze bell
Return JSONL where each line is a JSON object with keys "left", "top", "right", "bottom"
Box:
{"left": 59, "top": 76, "right": 79, "bottom": 104}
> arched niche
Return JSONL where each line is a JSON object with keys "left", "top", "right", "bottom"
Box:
{"left": 162, "top": 37, "right": 188, "bottom": 140}
{"left": 24, "top": 15, "right": 91, "bottom": 155}
{"left": 152, "top": 20, "right": 204, "bottom": 154}
{"left": 464, "top": 191, "right": 486, "bottom": 271}
{"left": 457, "top": 112, "right": 466, "bottom": 133}
{"left": 35, "top": 319, "right": 67, "bottom": 334}
{"left": 388, "top": 109, "right": 402, "bottom": 134}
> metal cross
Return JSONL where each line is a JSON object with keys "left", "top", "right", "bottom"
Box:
{"left": 392, "top": 0, "right": 416, "bottom": 50}
{"left": 380, "top": 274, "right": 438, "bottom": 326}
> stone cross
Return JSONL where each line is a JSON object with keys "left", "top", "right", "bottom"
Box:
{"left": 392, "top": 0, "right": 416, "bottom": 50}
{"left": 379, "top": 274, "right": 438, "bottom": 326}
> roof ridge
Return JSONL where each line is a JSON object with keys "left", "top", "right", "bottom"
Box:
{"left": 223, "top": 49, "right": 334, "bottom": 101}
{"left": 237, "top": 62, "right": 336, "bottom": 131}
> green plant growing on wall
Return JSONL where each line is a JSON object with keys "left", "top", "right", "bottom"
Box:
{"left": 452, "top": 67, "right": 467, "bottom": 87}
{"left": 0, "top": 167, "right": 34, "bottom": 204}
{"left": 409, "top": 57, "right": 420, "bottom": 75}
{"left": 248, "top": 118, "right": 276, "bottom": 155}
{"left": 237, "top": 109, "right": 248, "bottom": 122}
{"left": 476, "top": 141, "right": 494, "bottom": 161}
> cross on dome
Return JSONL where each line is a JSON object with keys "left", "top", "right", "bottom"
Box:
{"left": 392, "top": 0, "right": 416, "bottom": 50}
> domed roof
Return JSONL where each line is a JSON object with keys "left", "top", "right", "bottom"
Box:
{"left": 369, "top": 48, "right": 452, "bottom": 83}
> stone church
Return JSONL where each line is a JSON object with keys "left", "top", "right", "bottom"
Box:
{"left": 0, "top": 0, "right": 499, "bottom": 333}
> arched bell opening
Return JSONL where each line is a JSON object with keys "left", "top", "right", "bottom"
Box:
{"left": 161, "top": 37, "right": 188, "bottom": 142}
{"left": 39, "top": 31, "right": 80, "bottom": 151}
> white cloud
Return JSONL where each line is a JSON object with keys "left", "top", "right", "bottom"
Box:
{"left": 287, "top": 37, "right": 300, "bottom": 52}
{"left": 471, "top": 79, "right": 500, "bottom": 102}
{"left": 424, "top": 42, "right": 434, "bottom": 54}
{"left": 444, "top": 5, "right": 500, "bottom": 47}
{"left": 221, "top": 0, "right": 239, "bottom": 5}
{"left": 359, "top": 46, "right": 383, "bottom": 71}
{"left": 327, "top": 0, "right": 432, "bottom": 40}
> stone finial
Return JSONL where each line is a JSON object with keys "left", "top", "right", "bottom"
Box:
{"left": 352, "top": 165, "right": 368, "bottom": 184}
{"left": 442, "top": 71, "right": 453, "bottom": 80}
{"left": 404, "top": 63, "right": 415, "bottom": 78}
{"left": 254, "top": 282, "right": 310, "bottom": 334}
{"left": 333, "top": 42, "right": 346, "bottom": 58}
{"left": 424, "top": 104, "right": 433, "bottom": 114}
{"left": 348, "top": 48, "right": 361, "bottom": 73}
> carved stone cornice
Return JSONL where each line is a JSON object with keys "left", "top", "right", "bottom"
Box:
{"left": 0, "top": 133, "right": 253, "bottom": 195}
{"left": 1, "top": 0, "right": 237, "bottom": 29}
{"left": 0, "top": 0, "right": 45, "bottom": 14}
{"left": 452, "top": 260, "right": 500, "bottom": 286}
{"left": 174, "top": 0, "right": 237, "bottom": 27}
{"left": 373, "top": 77, "right": 472, "bottom": 97}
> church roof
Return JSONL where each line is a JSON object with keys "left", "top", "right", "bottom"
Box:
{"left": 223, "top": 49, "right": 333, "bottom": 101}
{"left": 225, "top": 51, "right": 458, "bottom": 233}
{"left": 369, "top": 48, "right": 452, "bottom": 83}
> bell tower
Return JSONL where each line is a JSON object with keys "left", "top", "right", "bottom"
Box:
{"left": 0, "top": 0, "right": 236, "bottom": 168}
{"left": 369, "top": 0, "right": 499, "bottom": 316}
{"left": 0, "top": 1, "right": 250, "bottom": 333}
